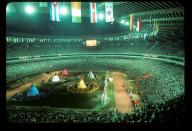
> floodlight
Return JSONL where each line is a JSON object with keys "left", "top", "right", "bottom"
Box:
{"left": 60, "top": 7, "right": 67, "bottom": 15}
{"left": 25, "top": 5, "right": 34, "bottom": 14}
{"left": 121, "top": 20, "right": 125, "bottom": 24}
{"left": 98, "top": 13, "right": 104, "bottom": 20}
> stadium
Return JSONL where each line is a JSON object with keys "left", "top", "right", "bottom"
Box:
{"left": 6, "top": 1, "right": 184, "bottom": 123}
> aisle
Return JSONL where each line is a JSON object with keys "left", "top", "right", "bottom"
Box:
{"left": 112, "top": 72, "right": 131, "bottom": 113}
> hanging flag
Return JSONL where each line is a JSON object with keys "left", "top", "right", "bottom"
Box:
{"left": 90, "top": 2, "right": 97, "bottom": 23}
{"left": 71, "top": 2, "right": 81, "bottom": 23}
{"left": 153, "top": 20, "right": 156, "bottom": 31}
{"left": 50, "top": 2, "right": 61, "bottom": 21}
{"left": 130, "top": 14, "right": 134, "bottom": 30}
{"left": 156, "top": 21, "right": 159, "bottom": 31}
{"left": 150, "top": 17, "right": 152, "bottom": 28}
{"left": 39, "top": 2, "right": 48, "bottom": 7}
{"left": 105, "top": 2, "right": 113, "bottom": 22}
{"left": 137, "top": 19, "right": 142, "bottom": 31}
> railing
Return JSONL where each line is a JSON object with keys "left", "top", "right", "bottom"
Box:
{"left": 6, "top": 53, "right": 184, "bottom": 66}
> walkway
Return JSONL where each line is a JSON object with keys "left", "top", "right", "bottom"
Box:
{"left": 112, "top": 72, "right": 131, "bottom": 113}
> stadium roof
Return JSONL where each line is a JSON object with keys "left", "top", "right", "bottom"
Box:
{"left": 6, "top": 2, "right": 184, "bottom": 36}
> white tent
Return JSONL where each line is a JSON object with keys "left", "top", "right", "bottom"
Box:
{"left": 52, "top": 75, "right": 60, "bottom": 82}
{"left": 88, "top": 71, "right": 95, "bottom": 79}
{"left": 77, "top": 78, "right": 87, "bottom": 89}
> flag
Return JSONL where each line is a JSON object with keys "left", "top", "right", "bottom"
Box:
{"left": 137, "top": 19, "right": 142, "bottom": 31}
{"left": 130, "top": 14, "right": 134, "bottom": 30}
{"left": 90, "top": 2, "right": 97, "bottom": 23}
{"left": 105, "top": 2, "right": 113, "bottom": 22}
{"left": 50, "top": 2, "right": 61, "bottom": 21}
{"left": 156, "top": 22, "right": 159, "bottom": 32}
{"left": 153, "top": 20, "right": 156, "bottom": 30}
{"left": 39, "top": 2, "right": 48, "bottom": 7}
{"left": 150, "top": 17, "right": 152, "bottom": 28}
{"left": 71, "top": 2, "right": 81, "bottom": 23}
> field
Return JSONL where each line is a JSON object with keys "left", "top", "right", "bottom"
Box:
{"left": 6, "top": 70, "right": 116, "bottom": 110}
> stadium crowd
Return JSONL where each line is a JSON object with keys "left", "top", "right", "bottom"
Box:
{"left": 6, "top": 31, "right": 184, "bottom": 123}
{"left": 6, "top": 32, "right": 184, "bottom": 58}
{"left": 7, "top": 94, "right": 184, "bottom": 123}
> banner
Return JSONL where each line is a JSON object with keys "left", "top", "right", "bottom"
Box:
{"left": 50, "top": 2, "right": 61, "bottom": 21}
{"left": 105, "top": 2, "right": 113, "bottom": 22}
{"left": 153, "top": 20, "right": 156, "bottom": 30}
{"left": 137, "top": 19, "right": 142, "bottom": 31}
{"left": 130, "top": 14, "right": 134, "bottom": 30}
{"left": 150, "top": 17, "right": 152, "bottom": 28}
{"left": 90, "top": 2, "right": 97, "bottom": 23}
{"left": 71, "top": 2, "right": 81, "bottom": 23}
{"left": 156, "top": 22, "right": 159, "bottom": 32}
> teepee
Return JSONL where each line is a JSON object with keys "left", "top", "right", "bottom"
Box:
{"left": 62, "top": 69, "right": 69, "bottom": 76}
{"left": 87, "top": 71, "right": 95, "bottom": 79}
{"left": 77, "top": 78, "right": 87, "bottom": 89}
{"left": 27, "top": 84, "right": 39, "bottom": 97}
{"left": 52, "top": 74, "right": 60, "bottom": 82}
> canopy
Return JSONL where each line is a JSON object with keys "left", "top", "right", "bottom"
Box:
{"left": 62, "top": 69, "right": 69, "bottom": 76}
{"left": 27, "top": 84, "right": 39, "bottom": 97}
{"left": 52, "top": 75, "right": 60, "bottom": 82}
{"left": 87, "top": 71, "right": 95, "bottom": 79}
{"left": 77, "top": 78, "right": 87, "bottom": 89}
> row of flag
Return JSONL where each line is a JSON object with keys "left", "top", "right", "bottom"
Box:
{"left": 130, "top": 14, "right": 160, "bottom": 32}
{"left": 130, "top": 14, "right": 142, "bottom": 31}
{"left": 150, "top": 17, "right": 159, "bottom": 31}
{"left": 42, "top": 2, "right": 159, "bottom": 32}
{"left": 49, "top": 2, "right": 114, "bottom": 23}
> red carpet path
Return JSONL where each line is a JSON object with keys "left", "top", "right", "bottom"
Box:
{"left": 112, "top": 72, "right": 131, "bottom": 113}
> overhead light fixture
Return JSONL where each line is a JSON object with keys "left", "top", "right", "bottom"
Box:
{"left": 6, "top": 5, "right": 10, "bottom": 12}
{"left": 98, "top": 13, "right": 104, "bottom": 20}
{"left": 60, "top": 7, "right": 67, "bottom": 15}
{"left": 121, "top": 20, "right": 125, "bottom": 24}
{"left": 25, "top": 5, "right": 35, "bottom": 14}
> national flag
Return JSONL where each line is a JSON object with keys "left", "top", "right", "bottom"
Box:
{"left": 137, "top": 19, "right": 142, "bottom": 31}
{"left": 50, "top": 2, "right": 61, "bottom": 21}
{"left": 130, "top": 14, "right": 134, "bottom": 30}
{"left": 90, "top": 2, "right": 97, "bottom": 23}
{"left": 105, "top": 2, "right": 113, "bottom": 22}
{"left": 150, "top": 17, "right": 152, "bottom": 28}
{"left": 71, "top": 2, "right": 81, "bottom": 23}
{"left": 153, "top": 20, "right": 156, "bottom": 30}
{"left": 156, "top": 21, "right": 159, "bottom": 32}
{"left": 39, "top": 2, "right": 48, "bottom": 7}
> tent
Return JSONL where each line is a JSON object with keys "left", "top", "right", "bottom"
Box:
{"left": 77, "top": 78, "right": 87, "bottom": 89}
{"left": 87, "top": 71, "right": 95, "bottom": 79}
{"left": 52, "top": 74, "right": 60, "bottom": 82}
{"left": 27, "top": 84, "right": 39, "bottom": 97}
{"left": 62, "top": 69, "right": 69, "bottom": 76}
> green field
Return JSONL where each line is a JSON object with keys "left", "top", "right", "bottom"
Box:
{"left": 7, "top": 71, "right": 116, "bottom": 110}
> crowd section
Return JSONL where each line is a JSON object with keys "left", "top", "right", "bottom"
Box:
{"left": 6, "top": 32, "right": 184, "bottom": 58}
{"left": 7, "top": 94, "right": 184, "bottom": 123}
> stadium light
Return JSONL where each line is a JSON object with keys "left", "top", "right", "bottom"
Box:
{"left": 60, "top": 7, "right": 67, "bottom": 15}
{"left": 6, "top": 5, "right": 10, "bottom": 12}
{"left": 25, "top": 5, "right": 35, "bottom": 14}
{"left": 121, "top": 20, "right": 125, "bottom": 24}
{"left": 125, "top": 22, "right": 129, "bottom": 25}
{"left": 98, "top": 13, "right": 104, "bottom": 20}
